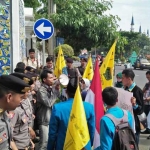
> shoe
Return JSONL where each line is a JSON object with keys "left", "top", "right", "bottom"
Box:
{"left": 141, "top": 128, "right": 150, "bottom": 134}
{"left": 147, "top": 135, "right": 150, "bottom": 139}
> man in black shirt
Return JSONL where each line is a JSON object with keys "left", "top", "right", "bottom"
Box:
{"left": 77, "top": 57, "right": 87, "bottom": 76}
{"left": 122, "top": 69, "right": 144, "bottom": 146}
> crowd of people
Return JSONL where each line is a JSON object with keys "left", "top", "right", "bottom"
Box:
{"left": 0, "top": 48, "right": 149, "bottom": 150}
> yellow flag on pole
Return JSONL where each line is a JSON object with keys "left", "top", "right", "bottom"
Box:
{"left": 54, "top": 46, "right": 66, "bottom": 78}
{"left": 63, "top": 86, "right": 90, "bottom": 150}
{"left": 100, "top": 40, "right": 117, "bottom": 89}
{"left": 83, "top": 56, "right": 94, "bottom": 80}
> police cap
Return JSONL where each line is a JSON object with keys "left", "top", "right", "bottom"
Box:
{"left": 25, "top": 66, "right": 35, "bottom": 72}
{"left": 11, "top": 72, "right": 34, "bottom": 85}
{"left": 0, "top": 75, "right": 30, "bottom": 94}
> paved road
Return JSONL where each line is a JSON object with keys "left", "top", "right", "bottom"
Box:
{"left": 115, "top": 65, "right": 147, "bottom": 89}
{"left": 115, "top": 66, "right": 150, "bottom": 149}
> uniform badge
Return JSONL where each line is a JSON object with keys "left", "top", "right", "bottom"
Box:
{"left": 3, "top": 133, "right": 7, "bottom": 138}
{"left": 8, "top": 112, "right": 15, "bottom": 119}
{"left": 0, "top": 138, "right": 3, "bottom": 143}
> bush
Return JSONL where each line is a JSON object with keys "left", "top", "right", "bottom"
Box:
{"left": 72, "top": 56, "right": 80, "bottom": 61}
{"left": 54, "top": 44, "right": 74, "bottom": 57}
{"left": 120, "top": 57, "right": 126, "bottom": 63}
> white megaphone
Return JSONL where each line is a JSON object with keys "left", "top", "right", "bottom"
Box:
{"left": 59, "top": 74, "right": 69, "bottom": 87}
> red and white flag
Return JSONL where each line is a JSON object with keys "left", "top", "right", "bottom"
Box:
{"left": 85, "top": 59, "right": 104, "bottom": 149}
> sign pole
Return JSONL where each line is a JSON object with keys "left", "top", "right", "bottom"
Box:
{"left": 42, "top": 40, "right": 45, "bottom": 65}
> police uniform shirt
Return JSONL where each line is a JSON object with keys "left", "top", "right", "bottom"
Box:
{"left": 0, "top": 112, "right": 11, "bottom": 150}
{"left": 10, "top": 104, "right": 30, "bottom": 149}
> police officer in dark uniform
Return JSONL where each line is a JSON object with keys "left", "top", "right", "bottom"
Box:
{"left": 9, "top": 73, "right": 35, "bottom": 150}
{"left": 0, "top": 75, "right": 30, "bottom": 150}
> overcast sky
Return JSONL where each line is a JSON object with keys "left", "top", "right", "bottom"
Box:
{"left": 108, "top": 0, "right": 150, "bottom": 32}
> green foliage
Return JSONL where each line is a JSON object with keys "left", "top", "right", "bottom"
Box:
{"left": 36, "top": 0, "right": 119, "bottom": 52}
{"left": 24, "top": 0, "right": 120, "bottom": 53}
{"left": 119, "top": 31, "right": 150, "bottom": 58}
{"left": 120, "top": 57, "right": 126, "bottom": 63}
{"left": 71, "top": 56, "right": 80, "bottom": 61}
{"left": 24, "top": 0, "right": 41, "bottom": 12}
{"left": 54, "top": 44, "right": 74, "bottom": 57}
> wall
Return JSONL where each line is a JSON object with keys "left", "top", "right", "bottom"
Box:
{"left": 0, "top": 0, "right": 11, "bottom": 75}
{"left": 0, "top": 0, "right": 25, "bottom": 75}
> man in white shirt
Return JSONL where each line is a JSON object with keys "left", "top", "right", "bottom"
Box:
{"left": 23, "top": 49, "right": 39, "bottom": 69}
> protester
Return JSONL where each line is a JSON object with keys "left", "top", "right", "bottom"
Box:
{"left": 47, "top": 77, "right": 95, "bottom": 150}
{"left": 143, "top": 71, "right": 150, "bottom": 116}
{"left": 77, "top": 57, "right": 87, "bottom": 76}
{"left": 80, "top": 78, "right": 91, "bottom": 101}
{"left": 98, "top": 87, "right": 133, "bottom": 150}
{"left": 42, "top": 57, "right": 54, "bottom": 73}
{"left": 36, "top": 70, "right": 60, "bottom": 150}
{"left": 122, "top": 69, "right": 144, "bottom": 145}
{"left": 23, "top": 49, "right": 39, "bottom": 69}
{"left": 143, "top": 71, "right": 150, "bottom": 138}
{"left": 115, "top": 72, "right": 123, "bottom": 88}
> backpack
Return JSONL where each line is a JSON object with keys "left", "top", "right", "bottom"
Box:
{"left": 105, "top": 109, "right": 138, "bottom": 150}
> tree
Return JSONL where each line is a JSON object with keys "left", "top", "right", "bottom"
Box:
{"left": 54, "top": 44, "right": 74, "bottom": 57}
{"left": 50, "top": 0, "right": 119, "bottom": 53}
{"left": 24, "top": 0, "right": 41, "bottom": 12}
{"left": 24, "top": 0, "right": 120, "bottom": 54}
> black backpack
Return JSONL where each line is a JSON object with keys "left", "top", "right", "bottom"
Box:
{"left": 105, "top": 109, "right": 138, "bottom": 150}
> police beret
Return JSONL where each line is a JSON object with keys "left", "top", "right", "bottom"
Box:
{"left": 66, "top": 58, "right": 73, "bottom": 63}
{"left": 25, "top": 66, "right": 35, "bottom": 72}
{"left": 0, "top": 75, "right": 30, "bottom": 94}
{"left": 14, "top": 68, "right": 25, "bottom": 73}
{"left": 11, "top": 72, "right": 34, "bottom": 85}
{"left": 29, "top": 49, "right": 35, "bottom": 53}
{"left": 25, "top": 72, "right": 38, "bottom": 81}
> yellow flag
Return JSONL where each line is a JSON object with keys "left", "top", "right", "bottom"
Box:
{"left": 100, "top": 40, "right": 117, "bottom": 89}
{"left": 63, "top": 86, "right": 90, "bottom": 150}
{"left": 54, "top": 46, "right": 66, "bottom": 78}
{"left": 82, "top": 56, "right": 93, "bottom": 80}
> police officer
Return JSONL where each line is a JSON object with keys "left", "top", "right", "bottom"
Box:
{"left": 0, "top": 75, "right": 30, "bottom": 150}
{"left": 9, "top": 73, "right": 35, "bottom": 150}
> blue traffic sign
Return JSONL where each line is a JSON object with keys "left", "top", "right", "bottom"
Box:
{"left": 33, "top": 18, "right": 54, "bottom": 40}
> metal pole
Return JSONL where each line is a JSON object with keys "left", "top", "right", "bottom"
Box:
{"left": 48, "top": 0, "right": 54, "bottom": 57}
{"left": 42, "top": 40, "right": 45, "bottom": 65}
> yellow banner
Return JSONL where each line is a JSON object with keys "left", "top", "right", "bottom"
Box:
{"left": 100, "top": 40, "right": 117, "bottom": 89}
{"left": 63, "top": 86, "right": 90, "bottom": 150}
{"left": 54, "top": 46, "right": 66, "bottom": 78}
{"left": 83, "top": 56, "right": 94, "bottom": 80}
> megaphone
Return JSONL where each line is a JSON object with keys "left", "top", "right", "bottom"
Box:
{"left": 59, "top": 74, "right": 69, "bottom": 87}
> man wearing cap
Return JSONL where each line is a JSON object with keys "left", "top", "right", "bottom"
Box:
{"left": 9, "top": 73, "right": 35, "bottom": 150}
{"left": 23, "top": 49, "right": 39, "bottom": 69}
{"left": 47, "top": 77, "right": 95, "bottom": 150}
{"left": 0, "top": 75, "right": 30, "bottom": 150}
{"left": 36, "top": 70, "right": 60, "bottom": 150}
{"left": 115, "top": 72, "right": 123, "bottom": 88}
{"left": 77, "top": 57, "right": 87, "bottom": 76}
